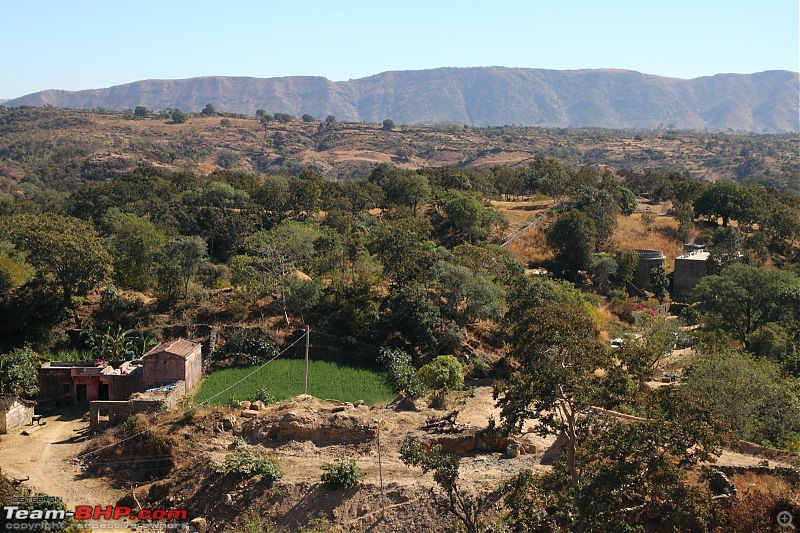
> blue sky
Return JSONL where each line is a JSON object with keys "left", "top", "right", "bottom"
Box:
{"left": 1, "top": 0, "right": 798, "bottom": 99}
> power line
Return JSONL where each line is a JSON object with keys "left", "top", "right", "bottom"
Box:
{"left": 75, "top": 331, "right": 309, "bottom": 462}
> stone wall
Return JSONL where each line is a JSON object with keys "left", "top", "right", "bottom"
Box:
{"left": 0, "top": 401, "right": 34, "bottom": 434}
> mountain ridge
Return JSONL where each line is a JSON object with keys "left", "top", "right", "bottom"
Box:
{"left": 4, "top": 67, "right": 798, "bottom": 132}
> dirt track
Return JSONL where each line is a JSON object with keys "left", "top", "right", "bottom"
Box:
{"left": 0, "top": 406, "right": 125, "bottom": 528}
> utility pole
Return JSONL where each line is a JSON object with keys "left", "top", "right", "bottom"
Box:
{"left": 303, "top": 325, "right": 310, "bottom": 395}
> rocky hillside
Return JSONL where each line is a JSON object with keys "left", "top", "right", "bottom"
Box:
{"left": 4, "top": 67, "right": 798, "bottom": 133}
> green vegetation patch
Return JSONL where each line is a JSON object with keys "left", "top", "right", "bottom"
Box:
{"left": 194, "top": 359, "right": 395, "bottom": 406}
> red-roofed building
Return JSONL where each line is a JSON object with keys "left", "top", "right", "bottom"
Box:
{"left": 142, "top": 338, "right": 203, "bottom": 391}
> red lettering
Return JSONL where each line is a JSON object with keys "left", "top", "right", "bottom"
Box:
{"left": 138, "top": 509, "right": 151, "bottom": 520}
{"left": 94, "top": 506, "right": 114, "bottom": 519}
{"left": 167, "top": 509, "right": 188, "bottom": 520}
{"left": 113, "top": 506, "right": 131, "bottom": 519}
{"left": 151, "top": 509, "right": 166, "bottom": 520}
{"left": 74, "top": 506, "right": 92, "bottom": 520}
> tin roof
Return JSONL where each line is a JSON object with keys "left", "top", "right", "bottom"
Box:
{"left": 144, "top": 338, "right": 200, "bottom": 359}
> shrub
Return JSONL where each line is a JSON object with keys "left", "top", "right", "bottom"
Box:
{"left": 378, "top": 347, "right": 426, "bottom": 398}
{"left": 215, "top": 449, "right": 282, "bottom": 485}
{"left": 320, "top": 456, "right": 365, "bottom": 490}
{"left": 418, "top": 355, "right": 464, "bottom": 393}
{"left": 418, "top": 355, "right": 464, "bottom": 409}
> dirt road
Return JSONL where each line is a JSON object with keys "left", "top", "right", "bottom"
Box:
{"left": 0, "top": 406, "right": 125, "bottom": 511}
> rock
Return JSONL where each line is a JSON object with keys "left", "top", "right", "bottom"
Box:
{"left": 221, "top": 414, "right": 236, "bottom": 430}
{"left": 393, "top": 396, "right": 420, "bottom": 412}
{"left": 189, "top": 517, "right": 208, "bottom": 532}
{"left": 239, "top": 400, "right": 252, "bottom": 410}
{"left": 354, "top": 400, "right": 365, "bottom": 407}
{"left": 709, "top": 469, "right": 737, "bottom": 497}
{"left": 506, "top": 442, "right": 520, "bottom": 458}
{"left": 331, "top": 406, "right": 348, "bottom": 413}
{"left": 476, "top": 439, "right": 489, "bottom": 452}
{"left": 223, "top": 493, "right": 234, "bottom": 506}
{"left": 239, "top": 409, "right": 259, "bottom": 418}
{"left": 252, "top": 400, "right": 265, "bottom": 411}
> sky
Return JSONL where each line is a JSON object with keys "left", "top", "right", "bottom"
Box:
{"left": 1, "top": 0, "right": 798, "bottom": 99}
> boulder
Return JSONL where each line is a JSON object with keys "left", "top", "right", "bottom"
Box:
{"left": 239, "top": 400, "right": 252, "bottom": 410}
{"left": 239, "top": 409, "right": 259, "bottom": 418}
{"left": 709, "top": 469, "right": 737, "bottom": 497}
{"left": 189, "top": 517, "right": 208, "bottom": 533}
{"left": 221, "top": 414, "right": 236, "bottom": 430}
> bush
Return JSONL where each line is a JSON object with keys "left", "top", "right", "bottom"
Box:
{"left": 320, "top": 456, "right": 365, "bottom": 490}
{"left": 418, "top": 355, "right": 464, "bottom": 393}
{"left": 378, "top": 347, "right": 426, "bottom": 398}
{"left": 215, "top": 449, "right": 282, "bottom": 485}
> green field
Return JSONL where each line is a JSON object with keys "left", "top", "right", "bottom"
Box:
{"left": 193, "top": 359, "right": 395, "bottom": 406}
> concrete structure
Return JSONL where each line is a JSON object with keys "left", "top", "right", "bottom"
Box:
{"left": 633, "top": 249, "right": 666, "bottom": 290}
{"left": 38, "top": 338, "right": 201, "bottom": 406}
{"left": 673, "top": 249, "right": 710, "bottom": 301}
{"left": 0, "top": 394, "right": 36, "bottom": 434}
{"left": 89, "top": 381, "right": 187, "bottom": 429}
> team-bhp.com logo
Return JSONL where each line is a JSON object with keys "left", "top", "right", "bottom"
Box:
{"left": 3, "top": 503, "right": 188, "bottom": 529}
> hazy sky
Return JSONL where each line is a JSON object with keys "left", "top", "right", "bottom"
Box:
{"left": 1, "top": 0, "right": 798, "bottom": 99}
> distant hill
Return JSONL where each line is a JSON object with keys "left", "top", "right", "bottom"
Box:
{"left": 4, "top": 68, "right": 798, "bottom": 133}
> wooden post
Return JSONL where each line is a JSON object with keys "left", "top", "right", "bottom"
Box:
{"left": 303, "top": 325, "right": 310, "bottom": 395}
{"left": 376, "top": 419, "right": 386, "bottom": 519}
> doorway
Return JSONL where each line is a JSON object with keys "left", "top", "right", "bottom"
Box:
{"left": 76, "top": 384, "right": 87, "bottom": 403}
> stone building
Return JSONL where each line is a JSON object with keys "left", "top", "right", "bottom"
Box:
{"left": 673, "top": 247, "right": 710, "bottom": 301}
{"left": 633, "top": 249, "right": 666, "bottom": 290}
{"left": 0, "top": 394, "right": 36, "bottom": 434}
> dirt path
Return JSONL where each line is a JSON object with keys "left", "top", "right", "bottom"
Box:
{"left": 0, "top": 406, "right": 125, "bottom": 511}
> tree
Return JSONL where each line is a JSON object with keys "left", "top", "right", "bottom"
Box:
{"left": 156, "top": 236, "right": 208, "bottom": 298}
{"left": 0, "top": 241, "right": 34, "bottom": 295}
{"left": 301, "top": 113, "right": 316, "bottom": 122}
{"left": 0, "top": 345, "right": 40, "bottom": 399}
{"left": 400, "top": 438, "right": 492, "bottom": 533}
{"left": 418, "top": 355, "right": 464, "bottom": 407}
{"left": 1, "top": 214, "right": 113, "bottom": 307}
{"left": 433, "top": 261, "right": 504, "bottom": 324}
{"left": 439, "top": 189, "right": 505, "bottom": 244}
{"left": 649, "top": 264, "right": 669, "bottom": 303}
{"left": 683, "top": 348, "right": 800, "bottom": 449}
{"left": 563, "top": 389, "right": 728, "bottom": 531}
{"left": 369, "top": 216, "right": 435, "bottom": 286}
{"left": 612, "top": 249, "right": 639, "bottom": 289}
{"left": 133, "top": 105, "right": 149, "bottom": 118}
{"left": 573, "top": 186, "right": 619, "bottom": 245}
{"left": 254, "top": 174, "right": 290, "bottom": 213}
{"left": 103, "top": 210, "right": 166, "bottom": 291}
{"left": 201, "top": 103, "right": 216, "bottom": 116}
{"left": 693, "top": 180, "right": 764, "bottom": 228}
{"left": 382, "top": 118, "right": 395, "bottom": 130}
{"left": 325, "top": 115, "right": 336, "bottom": 124}
{"left": 692, "top": 263, "right": 799, "bottom": 348}
{"left": 170, "top": 109, "right": 188, "bottom": 124}
{"left": 546, "top": 209, "right": 597, "bottom": 282}
{"left": 494, "top": 303, "right": 614, "bottom": 486}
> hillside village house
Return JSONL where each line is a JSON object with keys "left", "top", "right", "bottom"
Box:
{"left": 0, "top": 394, "right": 36, "bottom": 434}
{"left": 38, "top": 338, "right": 202, "bottom": 405}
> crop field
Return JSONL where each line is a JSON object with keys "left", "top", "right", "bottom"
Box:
{"left": 193, "top": 359, "right": 395, "bottom": 406}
